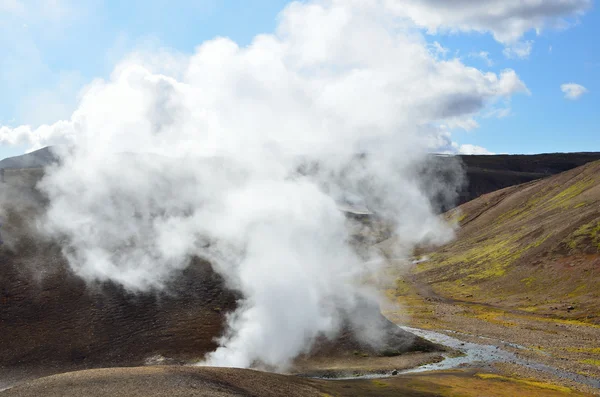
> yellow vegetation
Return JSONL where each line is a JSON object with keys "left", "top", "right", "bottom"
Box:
{"left": 399, "top": 371, "right": 586, "bottom": 397}
{"left": 580, "top": 359, "right": 600, "bottom": 366}
{"left": 565, "top": 347, "right": 600, "bottom": 354}
{"left": 475, "top": 374, "right": 574, "bottom": 393}
{"left": 371, "top": 379, "right": 389, "bottom": 388}
{"left": 566, "top": 221, "right": 600, "bottom": 251}
{"left": 548, "top": 178, "right": 594, "bottom": 208}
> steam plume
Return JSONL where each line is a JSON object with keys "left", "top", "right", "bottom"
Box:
{"left": 2, "top": 0, "right": 527, "bottom": 370}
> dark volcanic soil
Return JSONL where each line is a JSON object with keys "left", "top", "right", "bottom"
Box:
{"left": 0, "top": 168, "right": 439, "bottom": 387}
{"left": 456, "top": 152, "right": 600, "bottom": 205}
{"left": 3, "top": 366, "right": 592, "bottom": 397}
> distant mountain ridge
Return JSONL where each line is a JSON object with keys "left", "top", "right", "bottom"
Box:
{"left": 0, "top": 147, "right": 58, "bottom": 170}
{"left": 2, "top": 147, "right": 600, "bottom": 207}
{"left": 456, "top": 152, "right": 600, "bottom": 205}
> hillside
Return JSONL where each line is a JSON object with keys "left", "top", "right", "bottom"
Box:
{"left": 2, "top": 157, "right": 600, "bottom": 394}
{"left": 3, "top": 366, "right": 590, "bottom": 397}
{"left": 415, "top": 158, "right": 600, "bottom": 320}
{"left": 383, "top": 160, "right": 600, "bottom": 384}
{"left": 455, "top": 152, "right": 600, "bottom": 205}
{"left": 0, "top": 148, "right": 58, "bottom": 170}
{"left": 0, "top": 168, "right": 439, "bottom": 384}
{"left": 2, "top": 148, "right": 600, "bottom": 208}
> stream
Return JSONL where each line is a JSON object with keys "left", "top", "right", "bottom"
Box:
{"left": 321, "top": 325, "right": 600, "bottom": 389}
{"left": 397, "top": 326, "right": 600, "bottom": 389}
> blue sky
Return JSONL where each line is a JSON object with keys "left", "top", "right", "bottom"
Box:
{"left": 0, "top": 0, "right": 598, "bottom": 159}
{"left": 437, "top": 9, "right": 599, "bottom": 154}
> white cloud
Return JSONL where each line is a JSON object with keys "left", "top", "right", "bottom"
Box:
{"left": 385, "top": 0, "right": 591, "bottom": 56}
{"left": 434, "top": 133, "right": 494, "bottom": 155}
{"left": 457, "top": 143, "right": 495, "bottom": 155}
{"left": 503, "top": 40, "right": 534, "bottom": 59}
{"left": 561, "top": 83, "right": 588, "bottom": 100}
{"left": 429, "top": 41, "right": 449, "bottom": 57}
{"left": 484, "top": 107, "right": 512, "bottom": 119}
{"left": 0, "top": 15, "right": 529, "bottom": 151}
{"left": 469, "top": 51, "right": 493, "bottom": 66}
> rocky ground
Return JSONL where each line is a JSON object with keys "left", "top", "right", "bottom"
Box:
{"left": 2, "top": 365, "right": 594, "bottom": 397}
{"left": 379, "top": 160, "right": 600, "bottom": 396}
{"left": 384, "top": 268, "right": 600, "bottom": 395}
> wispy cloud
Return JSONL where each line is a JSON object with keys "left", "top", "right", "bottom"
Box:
{"left": 503, "top": 40, "right": 534, "bottom": 59}
{"left": 561, "top": 83, "right": 588, "bottom": 100}
{"left": 484, "top": 107, "right": 512, "bottom": 119}
{"left": 457, "top": 144, "right": 495, "bottom": 155}
{"left": 469, "top": 51, "right": 493, "bottom": 66}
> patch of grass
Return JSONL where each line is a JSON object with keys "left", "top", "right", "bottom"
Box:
{"left": 418, "top": 230, "right": 553, "bottom": 294}
{"left": 394, "top": 278, "right": 412, "bottom": 295}
{"left": 398, "top": 371, "right": 586, "bottom": 396}
{"left": 580, "top": 359, "right": 600, "bottom": 366}
{"left": 415, "top": 233, "right": 520, "bottom": 279}
{"left": 512, "top": 313, "right": 600, "bottom": 328}
{"left": 520, "top": 277, "right": 535, "bottom": 287}
{"left": 351, "top": 350, "right": 369, "bottom": 358}
{"left": 565, "top": 347, "right": 600, "bottom": 354}
{"left": 494, "top": 178, "right": 593, "bottom": 227}
{"left": 519, "top": 306, "right": 539, "bottom": 313}
{"left": 567, "top": 284, "right": 587, "bottom": 298}
{"left": 494, "top": 190, "right": 550, "bottom": 224}
{"left": 547, "top": 178, "right": 594, "bottom": 208}
{"left": 446, "top": 209, "right": 467, "bottom": 224}
{"left": 460, "top": 306, "right": 518, "bottom": 328}
{"left": 565, "top": 220, "right": 600, "bottom": 252}
{"left": 371, "top": 379, "right": 389, "bottom": 388}
{"left": 475, "top": 374, "right": 573, "bottom": 393}
{"left": 459, "top": 303, "right": 600, "bottom": 331}
{"left": 474, "top": 312, "right": 517, "bottom": 327}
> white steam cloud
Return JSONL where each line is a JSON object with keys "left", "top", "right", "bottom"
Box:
{"left": 1, "top": 0, "right": 529, "bottom": 370}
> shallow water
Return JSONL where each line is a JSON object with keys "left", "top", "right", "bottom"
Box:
{"left": 398, "top": 326, "right": 600, "bottom": 389}
{"left": 398, "top": 326, "right": 519, "bottom": 374}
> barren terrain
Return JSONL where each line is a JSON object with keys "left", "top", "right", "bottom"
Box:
{"left": 2, "top": 159, "right": 600, "bottom": 395}
{"left": 383, "top": 160, "right": 600, "bottom": 395}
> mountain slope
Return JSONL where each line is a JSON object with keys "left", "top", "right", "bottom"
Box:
{"left": 2, "top": 366, "right": 588, "bottom": 397}
{"left": 456, "top": 152, "right": 600, "bottom": 205}
{"left": 412, "top": 159, "right": 600, "bottom": 322}
{"left": 2, "top": 147, "right": 600, "bottom": 208}
{"left": 0, "top": 168, "right": 438, "bottom": 376}
{"left": 0, "top": 147, "right": 58, "bottom": 170}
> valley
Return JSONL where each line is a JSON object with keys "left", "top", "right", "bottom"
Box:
{"left": 1, "top": 155, "right": 599, "bottom": 396}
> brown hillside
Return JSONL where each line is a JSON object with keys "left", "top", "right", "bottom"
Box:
{"left": 0, "top": 168, "right": 438, "bottom": 377}
{"left": 412, "top": 159, "right": 600, "bottom": 322}
{"left": 3, "top": 366, "right": 591, "bottom": 397}
{"left": 456, "top": 152, "right": 600, "bottom": 206}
